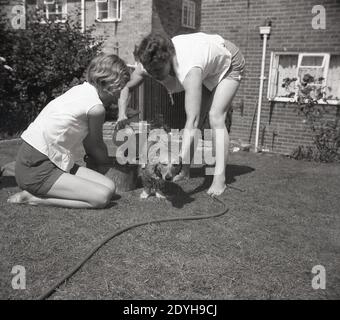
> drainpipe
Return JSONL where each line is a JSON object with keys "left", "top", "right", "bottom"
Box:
{"left": 254, "top": 21, "right": 271, "bottom": 152}
{"left": 23, "top": 0, "right": 26, "bottom": 29}
{"left": 81, "top": 0, "right": 85, "bottom": 33}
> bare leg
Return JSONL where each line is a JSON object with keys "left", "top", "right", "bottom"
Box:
{"left": 207, "top": 78, "right": 240, "bottom": 196}
{"left": 174, "top": 86, "right": 215, "bottom": 182}
{"left": 173, "top": 128, "right": 199, "bottom": 182}
{"left": 8, "top": 167, "right": 115, "bottom": 209}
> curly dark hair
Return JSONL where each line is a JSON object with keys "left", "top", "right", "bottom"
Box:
{"left": 134, "top": 33, "right": 175, "bottom": 76}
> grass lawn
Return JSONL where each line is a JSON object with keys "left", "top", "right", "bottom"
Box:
{"left": 0, "top": 139, "right": 339, "bottom": 300}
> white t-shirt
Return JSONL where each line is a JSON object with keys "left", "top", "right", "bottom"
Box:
{"left": 172, "top": 32, "right": 232, "bottom": 91}
{"left": 140, "top": 32, "right": 232, "bottom": 94}
{"left": 21, "top": 82, "right": 102, "bottom": 171}
{"left": 140, "top": 33, "right": 232, "bottom": 93}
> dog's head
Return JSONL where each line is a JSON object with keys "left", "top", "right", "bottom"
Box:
{"left": 154, "top": 159, "right": 182, "bottom": 181}
{"left": 142, "top": 126, "right": 182, "bottom": 182}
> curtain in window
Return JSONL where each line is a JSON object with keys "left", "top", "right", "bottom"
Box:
{"left": 277, "top": 55, "right": 298, "bottom": 97}
{"left": 327, "top": 55, "right": 340, "bottom": 100}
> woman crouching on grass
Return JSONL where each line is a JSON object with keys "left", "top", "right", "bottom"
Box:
{"left": 7, "top": 53, "right": 130, "bottom": 209}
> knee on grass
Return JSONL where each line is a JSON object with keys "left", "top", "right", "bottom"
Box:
{"left": 106, "top": 179, "right": 116, "bottom": 194}
{"left": 89, "top": 184, "right": 115, "bottom": 209}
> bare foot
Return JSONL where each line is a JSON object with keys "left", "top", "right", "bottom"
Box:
{"left": 7, "top": 190, "right": 37, "bottom": 205}
{"left": 207, "top": 175, "right": 227, "bottom": 197}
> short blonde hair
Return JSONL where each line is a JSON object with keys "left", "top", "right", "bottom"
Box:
{"left": 86, "top": 53, "right": 130, "bottom": 95}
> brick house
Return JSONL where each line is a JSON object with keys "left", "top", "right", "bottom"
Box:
{"left": 2, "top": 0, "right": 339, "bottom": 154}
{"left": 1, "top": 0, "right": 201, "bottom": 64}
{"left": 1, "top": 0, "right": 201, "bottom": 128}
{"left": 200, "top": 0, "right": 340, "bottom": 154}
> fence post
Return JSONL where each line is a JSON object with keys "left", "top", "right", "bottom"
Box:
{"left": 139, "top": 82, "right": 145, "bottom": 121}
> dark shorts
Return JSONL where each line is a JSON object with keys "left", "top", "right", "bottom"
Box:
{"left": 15, "top": 141, "right": 79, "bottom": 196}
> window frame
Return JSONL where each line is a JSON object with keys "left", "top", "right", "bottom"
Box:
{"left": 267, "top": 52, "right": 339, "bottom": 105}
{"left": 95, "top": 0, "right": 122, "bottom": 23}
{"left": 182, "top": 0, "right": 196, "bottom": 29}
{"left": 43, "top": 0, "right": 67, "bottom": 23}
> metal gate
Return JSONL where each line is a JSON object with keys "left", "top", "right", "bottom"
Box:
{"left": 130, "top": 76, "right": 186, "bottom": 129}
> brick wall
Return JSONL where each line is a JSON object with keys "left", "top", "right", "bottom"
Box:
{"left": 83, "top": 0, "right": 153, "bottom": 64}
{"left": 1, "top": 0, "right": 202, "bottom": 64}
{"left": 152, "top": 0, "right": 201, "bottom": 37}
{"left": 0, "top": 0, "right": 195, "bottom": 130}
{"left": 200, "top": 0, "right": 340, "bottom": 154}
{"left": 94, "top": 0, "right": 202, "bottom": 64}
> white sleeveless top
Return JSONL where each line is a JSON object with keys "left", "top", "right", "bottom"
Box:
{"left": 172, "top": 32, "right": 232, "bottom": 91}
{"left": 21, "top": 82, "right": 102, "bottom": 172}
{"left": 140, "top": 33, "right": 232, "bottom": 93}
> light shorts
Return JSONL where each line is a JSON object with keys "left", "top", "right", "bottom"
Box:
{"left": 15, "top": 141, "right": 79, "bottom": 196}
{"left": 223, "top": 40, "right": 246, "bottom": 82}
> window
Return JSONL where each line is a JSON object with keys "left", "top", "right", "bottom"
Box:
{"left": 327, "top": 55, "right": 340, "bottom": 102}
{"left": 268, "top": 52, "right": 340, "bottom": 104}
{"left": 96, "top": 0, "right": 121, "bottom": 22}
{"left": 43, "top": 0, "right": 67, "bottom": 23}
{"left": 182, "top": 0, "right": 196, "bottom": 29}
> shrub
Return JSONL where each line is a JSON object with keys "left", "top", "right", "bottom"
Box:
{"left": 282, "top": 75, "right": 340, "bottom": 162}
{"left": 0, "top": 12, "right": 103, "bottom": 137}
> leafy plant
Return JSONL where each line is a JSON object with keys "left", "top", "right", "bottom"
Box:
{"left": 282, "top": 75, "right": 340, "bottom": 162}
{"left": 0, "top": 11, "right": 103, "bottom": 137}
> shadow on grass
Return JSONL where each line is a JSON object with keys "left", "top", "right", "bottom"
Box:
{"left": 164, "top": 182, "right": 195, "bottom": 209}
{"left": 0, "top": 176, "right": 17, "bottom": 190}
{"left": 111, "top": 194, "right": 122, "bottom": 201}
{"left": 109, "top": 194, "right": 122, "bottom": 208}
{"left": 189, "top": 164, "right": 255, "bottom": 195}
{"left": 106, "top": 201, "right": 118, "bottom": 209}
{"left": 141, "top": 164, "right": 255, "bottom": 209}
{"left": 136, "top": 176, "right": 195, "bottom": 209}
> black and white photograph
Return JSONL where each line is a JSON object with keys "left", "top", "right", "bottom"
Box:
{"left": 0, "top": 0, "right": 339, "bottom": 305}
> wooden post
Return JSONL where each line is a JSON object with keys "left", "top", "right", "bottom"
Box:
{"left": 139, "top": 82, "right": 145, "bottom": 121}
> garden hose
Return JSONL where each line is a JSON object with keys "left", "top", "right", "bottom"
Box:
{"left": 37, "top": 194, "right": 229, "bottom": 300}
{"left": 38, "top": 117, "right": 245, "bottom": 300}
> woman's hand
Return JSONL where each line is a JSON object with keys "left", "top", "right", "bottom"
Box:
{"left": 115, "top": 115, "right": 129, "bottom": 131}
